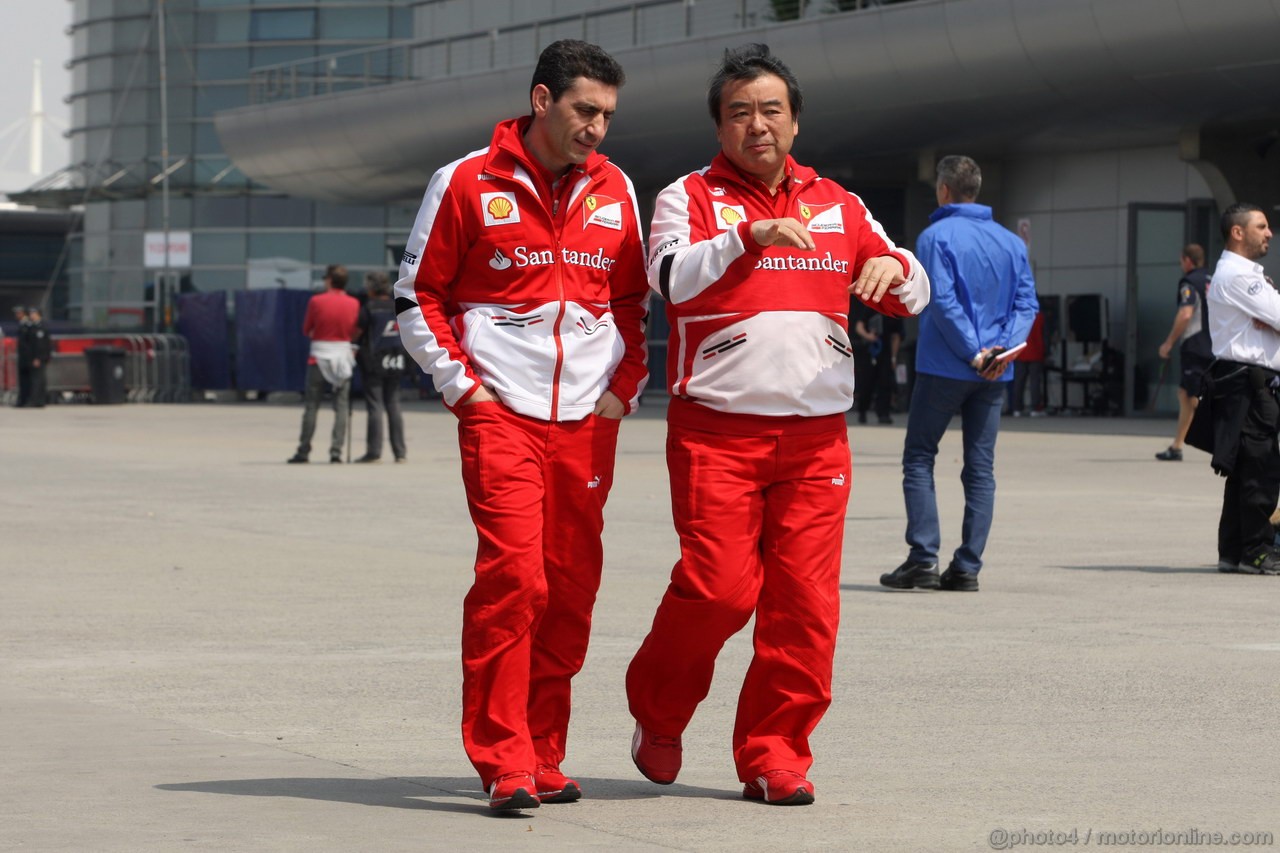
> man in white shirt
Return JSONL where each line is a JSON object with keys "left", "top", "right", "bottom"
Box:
{"left": 1203, "top": 203, "right": 1277, "bottom": 574}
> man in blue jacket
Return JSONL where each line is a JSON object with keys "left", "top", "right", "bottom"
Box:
{"left": 881, "top": 155, "right": 1039, "bottom": 592}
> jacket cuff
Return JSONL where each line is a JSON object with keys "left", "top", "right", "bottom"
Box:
{"left": 738, "top": 221, "right": 767, "bottom": 255}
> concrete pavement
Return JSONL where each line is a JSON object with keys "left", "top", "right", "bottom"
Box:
{"left": 2, "top": 400, "right": 1277, "bottom": 852}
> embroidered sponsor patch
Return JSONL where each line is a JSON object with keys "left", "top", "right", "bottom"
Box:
{"left": 481, "top": 192, "right": 521, "bottom": 227}
{"left": 401, "top": 249, "right": 418, "bottom": 266}
{"left": 489, "top": 249, "right": 512, "bottom": 271}
{"left": 713, "top": 202, "right": 747, "bottom": 230}
{"left": 799, "top": 200, "right": 845, "bottom": 234}
{"left": 582, "top": 193, "right": 624, "bottom": 231}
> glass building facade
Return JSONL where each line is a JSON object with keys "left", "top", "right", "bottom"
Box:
{"left": 60, "top": 0, "right": 417, "bottom": 329}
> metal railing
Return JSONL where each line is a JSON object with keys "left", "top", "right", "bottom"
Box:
{"left": 1, "top": 333, "right": 191, "bottom": 405}
{"left": 249, "top": 0, "right": 908, "bottom": 105}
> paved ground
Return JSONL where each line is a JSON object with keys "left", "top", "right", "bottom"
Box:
{"left": 3, "top": 400, "right": 1278, "bottom": 852}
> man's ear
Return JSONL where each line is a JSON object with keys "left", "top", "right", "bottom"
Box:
{"left": 531, "top": 83, "right": 552, "bottom": 118}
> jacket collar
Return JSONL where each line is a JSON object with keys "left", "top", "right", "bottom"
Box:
{"left": 929, "top": 203, "right": 993, "bottom": 224}
{"left": 484, "top": 116, "right": 607, "bottom": 185}
{"left": 705, "top": 152, "right": 818, "bottom": 196}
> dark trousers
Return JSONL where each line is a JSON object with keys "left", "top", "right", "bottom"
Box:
{"left": 296, "top": 364, "right": 350, "bottom": 460}
{"left": 854, "top": 347, "right": 894, "bottom": 418}
{"left": 17, "top": 366, "right": 45, "bottom": 408}
{"left": 1217, "top": 385, "right": 1280, "bottom": 561}
{"left": 1011, "top": 361, "right": 1045, "bottom": 413}
{"left": 363, "top": 373, "right": 406, "bottom": 460}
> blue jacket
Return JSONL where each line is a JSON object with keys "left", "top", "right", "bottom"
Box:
{"left": 914, "top": 203, "right": 1039, "bottom": 382}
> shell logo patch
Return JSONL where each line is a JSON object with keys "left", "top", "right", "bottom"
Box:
{"left": 481, "top": 192, "right": 521, "bottom": 227}
{"left": 799, "top": 200, "right": 844, "bottom": 234}
{"left": 714, "top": 202, "right": 747, "bottom": 230}
{"left": 583, "top": 193, "right": 624, "bottom": 231}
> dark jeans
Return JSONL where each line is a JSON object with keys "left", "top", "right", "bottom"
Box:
{"left": 1217, "top": 384, "right": 1280, "bottom": 562}
{"left": 296, "top": 364, "right": 350, "bottom": 460}
{"left": 363, "top": 373, "right": 406, "bottom": 460}
{"left": 903, "top": 372, "right": 1004, "bottom": 573}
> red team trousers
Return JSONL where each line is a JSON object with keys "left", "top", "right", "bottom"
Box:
{"left": 456, "top": 401, "right": 620, "bottom": 787}
{"left": 627, "top": 409, "right": 851, "bottom": 780}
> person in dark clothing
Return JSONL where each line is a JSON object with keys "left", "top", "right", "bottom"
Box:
{"left": 1155, "top": 244, "right": 1213, "bottom": 461}
{"left": 851, "top": 297, "right": 902, "bottom": 424}
{"left": 17, "top": 306, "right": 51, "bottom": 408}
{"left": 355, "top": 271, "right": 408, "bottom": 463}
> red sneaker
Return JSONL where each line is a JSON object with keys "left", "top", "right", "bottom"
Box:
{"left": 487, "top": 772, "right": 540, "bottom": 811}
{"left": 742, "top": 770, "right": 815, "bottom": 805}
{"left": 534, "top": 764, "right": 582, "bottom": 803}
{"left": 631, "top": 722, "right": 682, "bottom": 785}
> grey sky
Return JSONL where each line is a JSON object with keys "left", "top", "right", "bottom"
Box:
{"left": 0, "top": 0, "right": 74, "bottom": 193}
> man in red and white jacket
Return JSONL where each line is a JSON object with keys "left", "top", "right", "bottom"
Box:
{"left": 393, "top": 40, "right": 649, "bottom": 812}
{"left": 626, "top": 43, "right": 929, "bottom": 806}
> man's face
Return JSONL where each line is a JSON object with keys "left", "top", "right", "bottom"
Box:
{"left": 1235, "top": 211, "right": 1272, "bottom": 260}
{"left": 715, "top": 73, "right": 797, "bottom": 188}
{"left": 529, "top": 77, "right": 617, "bottom": 175}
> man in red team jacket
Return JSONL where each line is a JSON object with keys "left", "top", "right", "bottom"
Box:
{"left": 393, "top": 40, "right": 649, "bottom": 812}
{"left": 626, "top": 44, "right": 930, "bottom": 805}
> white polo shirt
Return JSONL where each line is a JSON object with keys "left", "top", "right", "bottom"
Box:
{"left": 1207, "top": 249, "right": 1280, "bottom": 371}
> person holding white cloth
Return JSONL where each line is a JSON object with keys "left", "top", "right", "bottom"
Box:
{"left": 1200, "top": 204, "right": 1278, "bottom": 573}
{"left": 288, "top": 264, "right": 360, "bottom": 464}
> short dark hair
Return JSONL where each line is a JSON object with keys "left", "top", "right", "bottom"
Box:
{"left": 936, "top": 155, "right": 982, "bottom": 202}
{"left": 708, "top": 43, "right": 803, "bottom": 125}
{"left": 1221, "top": 203, "right": 1263, "bottom": 241}
{"left": 325, "top": 264, "right": 348, "bottom": 290}
{"left": 529, "top": 39, "right": 624, "bottom": 102}
{"left": 365, "top": 271, "right": 391, "bottom": 296}
{"left": 1181, "top": 243, "right": 1205, "bottom": 267}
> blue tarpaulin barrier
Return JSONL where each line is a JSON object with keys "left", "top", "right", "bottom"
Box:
{"left": 177, "top": 291, "right": 231, "bottom": 390}
{"left": 235, "top": 289, "right": 311, "bottom": 393}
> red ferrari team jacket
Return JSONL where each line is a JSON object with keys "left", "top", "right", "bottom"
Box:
{"left": 394, "top": 116, "right": 649, "bottom": 421}
{"left": 649, "top": 153, "right": 930, "bottom": 422}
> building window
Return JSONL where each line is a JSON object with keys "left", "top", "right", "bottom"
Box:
{"left": 196, "top": 48, "right": 251, "bottom": 81}
{"left": 250, "top": 10, "right": 316, "bottom": 41}
{"left": 318, "top": 8, "right": 390, "bottom": 40}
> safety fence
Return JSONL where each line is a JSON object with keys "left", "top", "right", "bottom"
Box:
{"left": 0, "top": 333, "right": 190, "bottom": 404}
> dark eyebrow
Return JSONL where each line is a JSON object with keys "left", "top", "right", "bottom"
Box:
{"left": 727, "top": 98, "right": 785, "bottom": 110}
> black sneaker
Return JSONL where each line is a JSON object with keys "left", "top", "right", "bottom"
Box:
{"left": 880, "top": 559, "right": 940, "bottom": 590}
{"left": 1155, "top": 447, "right": 1183, "bottom": 461}
{"left": 1217, "top": 557, "right": 1241, "bottom": 573}
{"left": 1237, "top": 549, "right": 1280, "bottom": 575}
{"left": 330, "top": 454, "right": 343, "bottom": 464}
{"left": 354, "top": 454, "right": 381, "bottom": 464}
{"left": 287, "top": 453, "right": 308, "bottom": 464}
{"left": 939, "top": 566, "right": 980, "bottom": 591}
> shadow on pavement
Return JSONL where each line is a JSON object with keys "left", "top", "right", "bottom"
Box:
{"left": 155, "top": 775, "right": 734, "bottom": 813}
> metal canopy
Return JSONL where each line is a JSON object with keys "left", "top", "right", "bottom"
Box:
{"left": 214, "top": 0, "right": 1280, "bottom": 204}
